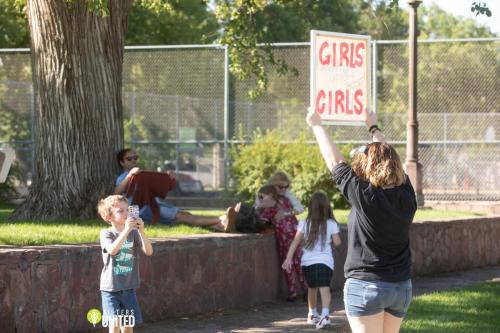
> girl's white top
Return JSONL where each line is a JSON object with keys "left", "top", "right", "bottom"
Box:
{"left": 298, "top": 219, "right": 340, "bottom": 270}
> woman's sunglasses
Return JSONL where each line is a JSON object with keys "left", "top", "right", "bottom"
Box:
{"left": 125, "top": 155, "right": 139, "bottom": 162}
{"left": 278, "top": 184, "right": 289, "bottom": 190}
{"left": 349, "top": 145, "right": 369, "bottom": 158}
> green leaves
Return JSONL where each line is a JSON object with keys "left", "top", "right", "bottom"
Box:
{"left": 230, "top": 129, "right": 350, "bottom": 208}
{"left": 0, "top": 0, "right": 29, "bottom": 48}
{"left": 471, "top": 2, "right": 492, "bottom": 17}
{"left": 86, "top": 0, "right": 110, "bottom": 16}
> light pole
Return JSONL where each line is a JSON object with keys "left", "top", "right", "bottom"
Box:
{"left": 406, "top": 0, "right": 424, "bottom": 206}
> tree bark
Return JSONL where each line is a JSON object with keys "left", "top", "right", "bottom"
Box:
{"left": 11, "top": 0, "right": 133, "bottom": 219}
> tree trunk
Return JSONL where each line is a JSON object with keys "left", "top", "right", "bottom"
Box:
{"left": 11, "top": 0, "right": 133, "bottom": 219}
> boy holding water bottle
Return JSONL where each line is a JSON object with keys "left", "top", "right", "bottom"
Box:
{"left": 97, "top": 195, "right": 153, "bottom": 333}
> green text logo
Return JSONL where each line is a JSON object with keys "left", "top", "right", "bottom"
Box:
{"left": 87, "top": 308, "right": 102, "bottom": 327}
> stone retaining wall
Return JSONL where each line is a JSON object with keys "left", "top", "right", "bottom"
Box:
{"left": 0, "top": 234, "right": 281, "bottom": 333}
{"left": 1, "top": 216, "right": 499, "bottom": 333}
{"left": 411, "top": 217, "right": 500, "bottom": 275}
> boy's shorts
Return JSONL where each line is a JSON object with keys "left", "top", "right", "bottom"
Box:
{"left": 101, "top": 289, "right": 143, "bottom": 326}
{"left": 139, "top": 197, "right": 179, "bottom": 225}
{"left": 302, "top": 263, "right": 333, "bottom": 288}
{"left": 343, "top": 278, "right": 412, "bottom": 318}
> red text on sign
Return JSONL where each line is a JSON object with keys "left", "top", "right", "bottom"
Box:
{"left": 318, "top": 41, "right": 365, "bottom": 68}
{"left": 316, "top": 89, "right": 364, "bottom": 115}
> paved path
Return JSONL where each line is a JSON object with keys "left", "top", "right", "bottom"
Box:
{"left": 132, "top": 266, "right": 500, "bottom": 333}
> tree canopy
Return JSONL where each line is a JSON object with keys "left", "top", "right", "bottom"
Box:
{"left": 0, "top": 0, "right": 29, "bottom": 48}
{"left": 126, "top": 0, "right": 218, "bottom": 45}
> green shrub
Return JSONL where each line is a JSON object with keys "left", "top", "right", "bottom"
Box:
{"left": 230, "top": 129, "right": 352, "bottom": 209}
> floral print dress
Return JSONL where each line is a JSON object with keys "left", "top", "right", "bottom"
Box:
{"left": 259, "top": 196, "right": 307, "bottom": 297}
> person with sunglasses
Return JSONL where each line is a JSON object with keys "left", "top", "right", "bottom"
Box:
{"left": 115, "top": 148, "right": 235, "bottom": 232}
{"left": 306, "top": 108, "right": 417, "bottom": 333}
{"left": 255, "top": 171, "right": 304, "bottom": 219}
{"left": 258, "top": 175, "right": 308, "bottom": 302}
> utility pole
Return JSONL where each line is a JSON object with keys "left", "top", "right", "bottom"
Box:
{"left": 406, "top": 0, "right": 424, "bottom": 206}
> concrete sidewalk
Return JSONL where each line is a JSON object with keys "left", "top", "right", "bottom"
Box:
{"left": 134, "top": 265, "right": 500, "bottom": 333}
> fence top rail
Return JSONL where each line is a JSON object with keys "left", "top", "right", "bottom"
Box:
{"left": 374, "top": 37, "right": 500, "bottom": 44}
{"left": 125, "top": 44, "right": 225, "bottom": 50}
{"left": 0, "top": 48, "right": 30, "bottom": 53}
{"left": 1, "top": 37, "right": 498, "bottom": 53}
{"left": 5, "top": 139, "right": 500, "bottom": 146}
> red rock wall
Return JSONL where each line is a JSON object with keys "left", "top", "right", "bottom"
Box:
{"left": 0, "top": 234, "right": 281, "bottom": 333}
{"left": 411, "top": 217, "right": 500, "bottom": 275}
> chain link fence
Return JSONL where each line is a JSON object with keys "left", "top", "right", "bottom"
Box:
{"left": 375, "top": 39, "right": 500, "bottom": 200}
{"left": 1, "top": 38, "right": 499, "bottom": 200}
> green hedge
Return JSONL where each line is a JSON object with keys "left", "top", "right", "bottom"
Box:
{"left": 230, "top": 129, "right": 352, "bottom": 209}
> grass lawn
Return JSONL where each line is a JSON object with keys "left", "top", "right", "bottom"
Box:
{"left": 0, "top": 203, "right": 211, "bottom": 246}
{"left": 402, "top": 282, "right": 500, "bottom": 333}
{"left": 0, "top": 203, "right": 484, "bottom": 246}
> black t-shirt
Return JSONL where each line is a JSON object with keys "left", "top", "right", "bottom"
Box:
{"left": 333, "top": 163, "right": 417, "bottom": 282}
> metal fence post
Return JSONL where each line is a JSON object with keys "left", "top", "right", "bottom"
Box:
{"left": 372, "top": 40, "right": 378, "bottom": 114}
{"left": 30, "top": 83, "right": 35, "bottom": 175}
{"left": 223, "top": 45, "right": 229, "bottom": 190}
{"left": 130, "top": 91, "right": 136, "bottom": 141}
{"left": 175, "top": 96, "right": 180, "bottom": 177}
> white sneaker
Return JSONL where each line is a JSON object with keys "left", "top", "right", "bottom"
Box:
{"left": 316, "top": 315, "right": 331, "bottom": 329}
{"left": 307, "top": 314, "right": 319, "bottom": 324}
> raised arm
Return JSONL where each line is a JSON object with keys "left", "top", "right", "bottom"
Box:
{"left": 104, "top": 219, "right": 135, "bottom": 256}
{"left": 306, "top": 108, "right": 345, "bottom": 172}
{"left": 136, "top": 218, "right": 153, "bottom": 256}
{"left": 366, "top": 111, "right": 387, "bottom": 143}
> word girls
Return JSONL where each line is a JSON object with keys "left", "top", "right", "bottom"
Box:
{"left": 315, "top": 40, "right": 366, "bottom": 116}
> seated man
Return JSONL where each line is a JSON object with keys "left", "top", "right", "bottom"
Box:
{"left": 115, "top": 148, "right": 235, "bottom": 232}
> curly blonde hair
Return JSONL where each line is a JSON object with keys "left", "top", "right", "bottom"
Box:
{"left": 97, "top": 195, "right": 128, "bottom": 223}
{"left": 351, "top": 142, "right": 405, "bottom": 188}
{"left": 267, "top": 171, "right": 291, "bottom": 186}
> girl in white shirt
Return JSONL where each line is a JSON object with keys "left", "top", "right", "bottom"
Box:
{"left": 282, "top": 191, "right": 342, "bottom": 329}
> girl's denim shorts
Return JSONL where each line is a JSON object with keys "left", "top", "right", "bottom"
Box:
{"left": 343, "top": 278, "right": 412, "bottom": 318}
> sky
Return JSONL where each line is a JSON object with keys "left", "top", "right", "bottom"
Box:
{"left": 418, "top": 0, "right": 500, "bottom": 34}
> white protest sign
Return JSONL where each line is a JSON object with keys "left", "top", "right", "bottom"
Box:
{"left": 310, "top": 30, "right": 371, "bottom": 125}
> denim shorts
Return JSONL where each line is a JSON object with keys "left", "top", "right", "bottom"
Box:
{"left": 139, "top": 197, "right": 179, "bottom": 225}
{"left": 101, "top": 289, "right": 143, "bottom": 326}
{"left": 343, "top": 278, "right": 412, "bottom": 318}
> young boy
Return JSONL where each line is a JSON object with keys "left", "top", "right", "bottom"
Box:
{"left": 97, "top": 195, "right": 153, "bottom": 333}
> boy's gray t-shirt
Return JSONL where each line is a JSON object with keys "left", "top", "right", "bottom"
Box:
{"left": 100, "top": 228, "right": 142, "bottom": 292}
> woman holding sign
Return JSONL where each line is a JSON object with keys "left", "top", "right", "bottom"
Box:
{"left": 306, "top": 109, "right": 416, "bottom": 333}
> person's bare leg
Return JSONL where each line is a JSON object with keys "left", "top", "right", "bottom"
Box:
{"left": 318, "top": 286, "right": 331, "bottom": 311}
{"left": 347, "top": 312, "right": 384, "bottom": 333}
{"left": 175, "top": 211, "right": 223, "bottom": 229}
{"left": 108, "top": 319, "right": 120, "bottom": 333}
{"left": 308, "top": 287, "right": 318, "bottom": 312}
{"left": 120, "top": 326, "right": 133, "bottom": 333}
{"left": 383, "top": 312, "right": 404, "bottom": 333}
